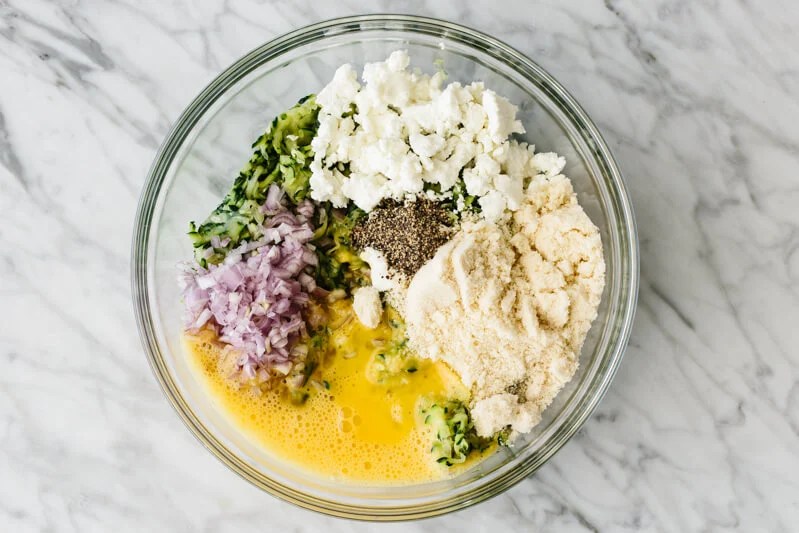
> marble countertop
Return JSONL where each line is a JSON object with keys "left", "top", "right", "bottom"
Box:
{"left": 3, "top": 1, "right": 798, "bottom": 531}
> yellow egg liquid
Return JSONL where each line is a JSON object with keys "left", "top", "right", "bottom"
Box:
{"left": 184, "top": 301, "right": 489, "bottom": 484}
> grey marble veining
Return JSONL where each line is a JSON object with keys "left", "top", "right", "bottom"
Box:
{"left": 1, "top": 1, "right": 797, "bottom": 531}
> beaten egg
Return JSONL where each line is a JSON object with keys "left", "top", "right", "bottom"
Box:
{"left": 185, "top": 300, "right": 484, "bottom": 484}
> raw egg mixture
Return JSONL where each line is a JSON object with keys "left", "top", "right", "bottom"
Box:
{"left": 185, "top": 302, "right": 488, "bottom": 483}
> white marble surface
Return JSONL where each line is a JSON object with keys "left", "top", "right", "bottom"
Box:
{"left": 2, "top": 1, "right": 798, "bottom": 531}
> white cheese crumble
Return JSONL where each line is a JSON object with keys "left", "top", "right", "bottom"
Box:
{"left": 352, "top": 286, "right": 382, "bottom": 329}
{"left": 310, "top": 50, "right": 562, "bottom": 222}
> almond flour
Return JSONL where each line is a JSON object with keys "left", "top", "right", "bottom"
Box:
{"left": 402, "top": 174, "right": 605, "bottom": 438}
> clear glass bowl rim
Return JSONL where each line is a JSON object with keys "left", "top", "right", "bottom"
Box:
{"left": 131, "top": 14, "right": 639, "bottom": 521}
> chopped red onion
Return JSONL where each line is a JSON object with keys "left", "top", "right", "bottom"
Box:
{"left": 179, "top": 185, "right": 317, "bottom": 377}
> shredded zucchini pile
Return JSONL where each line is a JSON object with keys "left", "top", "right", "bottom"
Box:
{"left": 189, "top": 96, "right": 320, "bottom": 267}
{"left": 421, "top": 401, "right": 491, "bottom": 466}
{"left": 311, "top": 206, "right": 369, "bottom": 292}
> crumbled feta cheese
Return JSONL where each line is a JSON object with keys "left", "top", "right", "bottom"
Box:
{"left": 482, "top": 90, "right": 525, "bottom": 142}
{"left": 342, "top": 173, "right": 387, "bottom": 212}
{"left": 353, "top": 286, "right": 382, "bottom": 329}
{"left": 310, "top": 51, "right": 556, "bottom": 222}
{"left": 308, "top": 162, "right": 348, "bottom": 207}
{"left": 462, "top": 153, "right": 501, "bottom": 197}
{"left": 493, "top": 173, "right": 524, "bottom": 211}
{"left": 532, "top": 152, "right": 566, "bottom": 176}
{"left": 409, "top": 132, "right": 446, "bottom": 158}
{"left": 462, "top": 170, "right": 491, "bottom": 198}
{"left": 478, "top": 190, "right": 507, "bottom": 222}
{"left": 316, "top": 64, "right": 360, "bottom": 116}
{"left": 503, "top": 141, "right": 535, "bottom": 181}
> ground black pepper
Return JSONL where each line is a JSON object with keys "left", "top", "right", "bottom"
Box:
{"left": 352, "top": 199, "right": 454, "bottom": 278}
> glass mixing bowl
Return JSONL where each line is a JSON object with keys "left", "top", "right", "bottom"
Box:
{"left": 131, "top": 15, "right": 638, "bottom": 520}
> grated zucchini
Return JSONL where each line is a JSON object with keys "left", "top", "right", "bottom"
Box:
{"left": 189, "top": 95, "right": 320, "bottom": 266}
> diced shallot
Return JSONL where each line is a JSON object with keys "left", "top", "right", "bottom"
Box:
{"left": 179, "top": 185, "right": 318, "bottom": 377}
